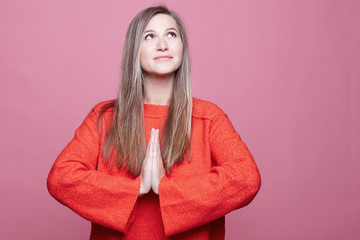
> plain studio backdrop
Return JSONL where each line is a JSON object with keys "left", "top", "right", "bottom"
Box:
{"left": 0, "top": 0, "right": 359, "bottom": 239}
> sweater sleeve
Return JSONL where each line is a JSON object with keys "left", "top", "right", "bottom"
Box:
{"left": 158, "top": 113, "right": 261, "bottom": 236}
{"left": 47, "top": 106, "right": 141, "bottom": 233}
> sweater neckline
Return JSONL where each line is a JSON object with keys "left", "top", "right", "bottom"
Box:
{"left": 144, "top": 103, "right": 169, "bottom": 117}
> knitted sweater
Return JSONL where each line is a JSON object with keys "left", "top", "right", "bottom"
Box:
{"left": 47, "top": 98, "right": 261, "bottom": 239}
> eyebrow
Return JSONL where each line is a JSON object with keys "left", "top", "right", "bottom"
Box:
{"left": 143, "top": 28, "right": 179, "bottom": 34}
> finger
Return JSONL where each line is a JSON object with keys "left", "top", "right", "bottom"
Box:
{"left": 157, "top": 129, "right": 161, "bottom": 151}
{"left": 145, "top": 128, "right": 154, "bottom": 156}
{"left": 153, "top": 129, "right": 158, "bottom": 158}
{"left": 146, "top": 130, "right": 154, "bottom": 169}
{"left": 156, "top": 130, "right": 165, "bottom": 174}
{"left": 152, "top": 130, "right": 158, "bottom": 170}
{"left": 144, "top": 129, "right": 155, "bottom": 174}
{"left": 150, "top": 129, "right": 156, "bottom": 161}
{"left": 155, "top": 129, "right": 161, "bottom": 160}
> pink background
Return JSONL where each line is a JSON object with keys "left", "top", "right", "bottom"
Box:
{"left": 1, "top": 0, "right": 359, "bottom": 239}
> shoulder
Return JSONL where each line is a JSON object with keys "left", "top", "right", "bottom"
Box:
{"left": 91, "top": 99, "right": 115, "bottom": 115}
{"left": 81, "top": 100, "right": 115, "bottom": 124}
{"left": 192, "top": 97, "right": 226, "bottom": 120}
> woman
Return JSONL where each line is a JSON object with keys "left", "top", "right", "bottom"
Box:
{"left": 47, "top": 6, "right": 261, "bottom": 240}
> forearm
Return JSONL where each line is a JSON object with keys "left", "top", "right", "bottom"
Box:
{"left": 158, "top": 156, "right": 260, "bottom": 236}
{"left": 47, "top": 160, "right": 141, "bottom": 233}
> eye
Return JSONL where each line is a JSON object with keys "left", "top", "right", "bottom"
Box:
{"left": 144, "top": 34, "right": 154, "bottom": 40}
{"left": 167, "top": 32, "right": 177, "bottom": 38}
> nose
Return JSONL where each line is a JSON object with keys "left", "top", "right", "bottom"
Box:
{"left": 156, "top": 38, "right": 168, "bottom": 52}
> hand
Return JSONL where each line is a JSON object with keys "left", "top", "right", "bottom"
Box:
{"left": 151, "top": 129, "right": 165, "bottom": 194}
{"left": 139, "top": 129, "right": 154, "bottom": 196}
{"left": 139, "top": 128, "right": 165, "bottom": 196}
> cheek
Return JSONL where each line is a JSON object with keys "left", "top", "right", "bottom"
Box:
{"left": 140, "top": 47, "right": 149, "bottom": 66}
{"left": 175, "top": 41, "right": 184, "bottom": 59}
{"left": 177, "top": 44, "right": 184, "bottom": 63}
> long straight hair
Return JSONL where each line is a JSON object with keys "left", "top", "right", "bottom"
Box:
{"left": 99, "top": 6, "right": 192, "bottom": 177}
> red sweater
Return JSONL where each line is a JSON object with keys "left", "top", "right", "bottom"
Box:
{"left": 47, "top": 98, "right": 261, "bottom": 239}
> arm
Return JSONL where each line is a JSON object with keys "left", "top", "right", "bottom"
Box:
{"left": 158, "top": 113, "right": 261, "bottom": 236}
{"left": 47, "top": 106, "right": 141, "bottom": 233}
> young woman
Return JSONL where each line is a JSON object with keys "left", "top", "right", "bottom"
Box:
{"left": 47, "top": 6, "right": 261, "bottom": 240}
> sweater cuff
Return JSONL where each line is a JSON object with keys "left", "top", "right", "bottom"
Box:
{"left": 158, "top": 175, "right": 171, "bottom": 236}
{"left": 123, "top": 176, "right": 141, "bottom": 233}
{"left": 158, "top": 174, "right": 182, "bottom": 236}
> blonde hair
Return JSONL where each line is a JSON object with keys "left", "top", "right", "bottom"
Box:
{"left": 99, "top": 6, "right": 192, "bottom": 176}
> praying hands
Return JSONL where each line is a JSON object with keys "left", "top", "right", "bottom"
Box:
{"left": 139, "top": 128, "right": 166, "bottom": 195}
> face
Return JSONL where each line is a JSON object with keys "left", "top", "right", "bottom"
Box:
{"left": 140, "top": 14, "right": 183, "bottom": 78}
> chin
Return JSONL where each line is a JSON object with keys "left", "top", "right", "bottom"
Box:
{"left": 152, "top": 68, "right": 178, "bottom": 76}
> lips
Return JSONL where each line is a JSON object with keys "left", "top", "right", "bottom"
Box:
{"left": 154, "top": 55, "right": 173, "bottom": 60}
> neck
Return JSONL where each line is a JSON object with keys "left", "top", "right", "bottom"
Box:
{"left": 143, "top": 73, "right": 174, "bottom": 105}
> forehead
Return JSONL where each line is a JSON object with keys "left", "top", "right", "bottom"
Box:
{"left": 144, "top": 14, "right": 179, "bottom": 31}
